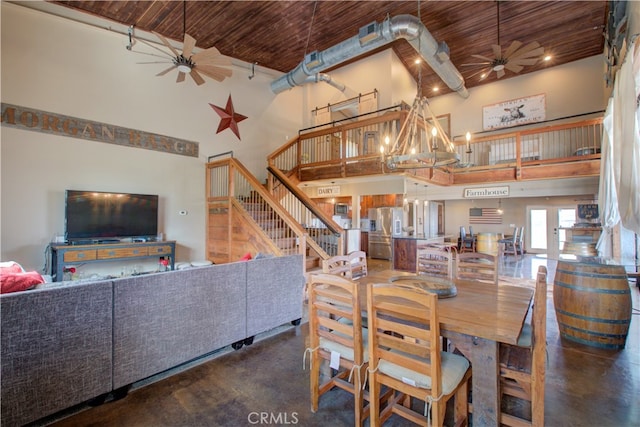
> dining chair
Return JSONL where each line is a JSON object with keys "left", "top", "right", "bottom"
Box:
{"left": 366, "top": 282, "right": 472, "bottom": 426}
{"left": 416, "top": 248, "right": 454, "bottom": 278}
{"left": 347, "top": 250, "right": 368, "bottom": 279}
{"left": 515, "top": 226, "right": 525, "bottom": 256}
{"left": 306, "top": 273, "right": 369, "bottom": 426}
{"left": 499, "top": 226, "right": 520, "bottom": 260}
{"left": 322, "top": 254, "right": 352, "bottom": 278}
{"left": 454, "top": 252, "right": 499, "bottom": 285}
{"left": 499, "top": 265, "right": 547, "bottom": 426}
{"left": 459, "top": 226, "right": 476, "bottom": 253}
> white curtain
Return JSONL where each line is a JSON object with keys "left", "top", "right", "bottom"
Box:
{"left": 597, "top": 97, "right": 620, "bottom": 257}
{"left": 597, "top": 39, "right": 640, "bottom": 256}
{"left": 615, "top": 40, "right": 640, "bottom": 233}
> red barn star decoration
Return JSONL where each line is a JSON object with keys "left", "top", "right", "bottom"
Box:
{"left": 209, "top": 95, "right": 247, "bottom": 140}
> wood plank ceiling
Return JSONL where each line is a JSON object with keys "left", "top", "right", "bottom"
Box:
{"left": 49, "top": 1, "right": 608, "bottom": 96}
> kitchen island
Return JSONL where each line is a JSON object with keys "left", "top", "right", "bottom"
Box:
{"left": 393, "top": 235, "right": 449, "bottom": 271}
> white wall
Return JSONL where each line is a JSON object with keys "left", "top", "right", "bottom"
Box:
{"left": 429, "top": 55, "right": 606, "bottom": 139}
{"left": 0, "top": 2, "right": 302, "bottom": 272}
{"left": 301, "top": 49, "right": 417, "bottom": 127}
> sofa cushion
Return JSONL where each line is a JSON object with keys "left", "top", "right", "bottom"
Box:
{"left": 1, "top": 262, "right": 44, "bottom": 294}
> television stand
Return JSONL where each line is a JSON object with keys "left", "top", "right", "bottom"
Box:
{"left": 50, "top": 241, "right": 176, "bottom": 282}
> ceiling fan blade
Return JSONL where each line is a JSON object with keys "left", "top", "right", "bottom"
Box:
{"left": 504, "top": 62, "right": 524, "bottom": 73}
{"left": 176, "top": 71, "right": 186, "bottom": 83}
{"left": 492, "top": 44, "right": 502, "bottom": 60}
{"left": 471, "top": 54, "right": 495, "bottom": 62}
{"left": 152, "top": 31, "right": 180, "bottom": 57}
{"left": 137, "top": 38, "right": 176, "bottom": 59}
{"left": 503, "top": 40, "right": 523, "bottom": 59}
{"left": 182, "top": 33, "right": 196, "bottom": 58}
{"left": 509, "top": 42, "right": 542, "bottom": 59}
{"left": 192, "top": 46, "right": 232, "bottom": 66}
{"left": 467, "top": 67, "right": 492, "bottom": 80}
{"left": 190, "top": 69, "right": 206, "bottom": 85}
{"left": 460, "top": 62, "right": 492, "bottom": 66}
{"left": 137, "top": 61, "right": 173, "bottom": 65}
{"left": 496, "top": 68, "right": 506, "bottom": 79}
{"left": 509, "top": 57, "right": 539, "bottom": 66}
{"left": 156, "top": 65, "right": 177, "bottom": 77}
{"left": 196, "top": 65, "right": 233, "bottom": 82}
{"left": 511, "top": 47, "right": 545, "bottom": 61}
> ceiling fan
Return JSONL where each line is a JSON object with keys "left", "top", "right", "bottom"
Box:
{"left": 462, "top": 1, "right": 544, "bottom": 80}
{"left": 133, "top": 2, "right": 232, "bottom": 85}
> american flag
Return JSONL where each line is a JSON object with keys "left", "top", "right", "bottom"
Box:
{"left": 469, "top": 208, "right": 503, "bottom": 224}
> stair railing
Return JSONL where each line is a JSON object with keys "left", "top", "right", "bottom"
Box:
{"left": 267, "top": 166, "right": 344, "bottom": 259}
{"left": 207, "top": 158, "right": 308, "bottom": 260}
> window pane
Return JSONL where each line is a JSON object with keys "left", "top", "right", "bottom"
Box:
{"left": 530, "top": 209, "right": 547, "bottom": 250}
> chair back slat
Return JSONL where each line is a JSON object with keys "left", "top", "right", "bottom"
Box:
{"left": 416, "top": 248, "right": 454, "bottom": 278}
{"left": 367, "top": 283, "right": 442, "bottom": 397}
{"left": 455, "top": 252, "right": 498, "bottom": 284}
{"left": 322, "top": 255, "right": 352, "bottom": 278}
{"left": 348, "top": 250, "right": 368, "bottom": 279}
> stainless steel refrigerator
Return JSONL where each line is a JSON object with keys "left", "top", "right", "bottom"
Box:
{"left": 368, "top": 207, "right": 403, "bottom": 260}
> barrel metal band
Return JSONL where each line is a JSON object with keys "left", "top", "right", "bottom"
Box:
{"left": 556, "top": 308, "right": 631, "bottom": 324}
{"left": 554, "top": 280, "right": 631, "bottom": 294}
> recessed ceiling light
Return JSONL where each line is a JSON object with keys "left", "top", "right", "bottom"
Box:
{"left": 415, "top": 58, "right": 422, "bottom": 64}
{"left": 432, "top": 86, "right": 439, "bottom": 92}
{"left": 544, "top": 55, "right": 552, "bottom": 61}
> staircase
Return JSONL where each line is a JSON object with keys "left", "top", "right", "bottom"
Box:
{"left": 206, "top": 157, "right": 344, "bottom": 271}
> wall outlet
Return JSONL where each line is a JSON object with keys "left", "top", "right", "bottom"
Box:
{"left": 509, "top": 223, "right": 516, "bottom": 228}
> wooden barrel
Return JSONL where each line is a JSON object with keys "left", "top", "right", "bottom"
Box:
{"left": 476, "top": 233, "right": 500, "bottom": 256}
{"left": 562, "top": 241, "right": 598, "bottom": 257}
{"left": 553, "top": 261, "right": 632, "bottom": 349}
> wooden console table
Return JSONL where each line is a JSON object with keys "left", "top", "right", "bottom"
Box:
{"left": 50, "top": 241, "right": 176, "bottom": 282}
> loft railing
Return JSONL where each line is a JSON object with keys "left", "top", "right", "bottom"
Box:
{"left": 267, "top": 110, "right": 603, "bottom": 183}
{"left": 452, "top": 118, "right": 603, "bottom": 169}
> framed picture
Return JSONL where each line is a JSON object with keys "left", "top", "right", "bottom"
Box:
{"left": 482, "top": 94, "right": 546, "bottom": 131}
{"left": 427, "top": 113, "right": 451, "bottom": 138}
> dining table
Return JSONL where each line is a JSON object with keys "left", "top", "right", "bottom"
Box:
{"left": 357, "top": 269, "right": 534, "bottom": 427}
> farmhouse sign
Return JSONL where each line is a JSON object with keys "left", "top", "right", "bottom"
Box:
{"left": 0, "top": 103, "right": 199, "bottom": 157}
{"left": 463, "top": 186, "right": 510, "bottom": 198}
{"left": 482, "top": 93, "right": 546, "bottom": 131}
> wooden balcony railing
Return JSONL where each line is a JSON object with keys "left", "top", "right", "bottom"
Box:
{"left": 267, "top": 111, "right": 603, "bottom": 185}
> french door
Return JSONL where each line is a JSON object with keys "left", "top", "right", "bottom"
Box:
{"left": 526, "top": 205, "right": 576, "bottom": 258}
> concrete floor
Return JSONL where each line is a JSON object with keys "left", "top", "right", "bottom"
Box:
{"left": 48, "top": 254, "right": 640, "bottom": 427}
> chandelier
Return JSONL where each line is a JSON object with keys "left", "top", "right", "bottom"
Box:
{"left": 381, "top": 0, "right": 459, "bottom": 170}
{"left": 382, "top": 96, "right": 459, "bottom": 170}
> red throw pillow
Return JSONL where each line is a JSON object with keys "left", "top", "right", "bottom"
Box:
{"left": 0, "top": 262, "right": 23, "bottom": 274}
{"left": 239, "top": 252, "right": 252, "bottom": 261}
{"left": 1, "top": 271, "right": 45, "bottom": 294}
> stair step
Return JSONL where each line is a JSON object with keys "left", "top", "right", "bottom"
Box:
{"left": 305, "top": 256, "right": 321, "bottom": 270}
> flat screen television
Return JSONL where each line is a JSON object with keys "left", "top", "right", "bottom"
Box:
{"left": 65, "top": 190, "right": 158, "bottom": 243}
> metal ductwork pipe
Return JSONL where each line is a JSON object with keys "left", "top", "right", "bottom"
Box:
{"left": 304, "top": 73, "right": 346, "bottom": 92}
{"left": 271, "top": 14, "right": 468, "bottom": 98}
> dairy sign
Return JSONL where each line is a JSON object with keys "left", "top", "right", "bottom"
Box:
{"left": 463, "top": 186, "right": 509, "bottom": 198}
{"left": 317, "top": 185, "right": 340, "bottom": 196}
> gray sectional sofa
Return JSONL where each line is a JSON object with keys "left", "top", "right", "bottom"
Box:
{"left": 1, "top": 254, "right": 305, "bottom": 426}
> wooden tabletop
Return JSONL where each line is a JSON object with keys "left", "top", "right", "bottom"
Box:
{"left": 359, "top": 270, "right": 533, "bottom": 345}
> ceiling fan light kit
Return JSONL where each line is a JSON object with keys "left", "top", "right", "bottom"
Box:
{"left": 462, "top": 2, "right": 544, "bottom": 80}
{"left": 130, "top": 1, "right": 232, "bottom": 86}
